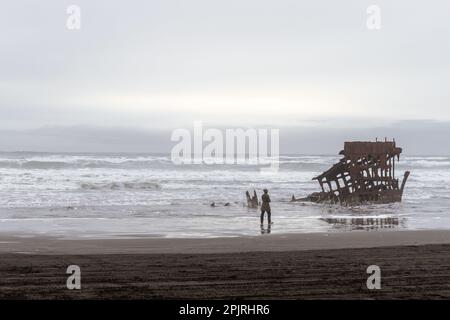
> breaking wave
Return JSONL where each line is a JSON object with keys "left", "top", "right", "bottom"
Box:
{"left": 0, "top": 157, "right": 172, "bottom": 169}
{"left": 0, "top": 154, "right": 449, "bottom": 171}
{"left": 79, "top": 181, "right": 161, "bottom": 191}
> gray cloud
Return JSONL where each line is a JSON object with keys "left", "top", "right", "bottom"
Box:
{"left": 1, "top": 0, "right": 449, "bottom": 150}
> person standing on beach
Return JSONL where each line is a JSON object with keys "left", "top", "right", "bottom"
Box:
{"left": 260, "top": 189, "right": 272, "bottom": 227}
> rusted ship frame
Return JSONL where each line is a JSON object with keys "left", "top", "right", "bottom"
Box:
{"left": 301, "top": 140, "right": 410, "bottom": 205}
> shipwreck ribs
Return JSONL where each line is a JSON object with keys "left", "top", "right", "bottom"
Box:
{"left": 293, "top": 140, "right": 410, "bottom": 205}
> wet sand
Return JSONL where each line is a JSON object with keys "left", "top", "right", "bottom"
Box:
{"left": 1, "top": 230, "right": 450, "bottom": 254}
{"left": 1, "top": 230, "right": 450, "bottom": 299}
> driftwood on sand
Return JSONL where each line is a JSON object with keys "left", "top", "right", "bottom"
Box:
{"left": 246, "top": 190, "right": 259, "bottom": 208}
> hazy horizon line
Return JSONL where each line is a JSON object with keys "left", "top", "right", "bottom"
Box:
{"left": 1, "top": 150, "right": 449, "bottom": 157}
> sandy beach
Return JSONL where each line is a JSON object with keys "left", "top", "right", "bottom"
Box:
{"left": 1, "top": 230, "right": 450, "bottom": 299}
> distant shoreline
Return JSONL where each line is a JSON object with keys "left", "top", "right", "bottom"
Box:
{"left": 2, "top": 151, "right": 450, "bottom": 157}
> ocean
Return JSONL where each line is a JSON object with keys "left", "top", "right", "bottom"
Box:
{"left": 0, "top": 152, "right": 449, "bottom": 238}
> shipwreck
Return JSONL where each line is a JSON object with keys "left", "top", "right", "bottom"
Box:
{"left": 293, "top": 140, "right": 410, "bottom": 205}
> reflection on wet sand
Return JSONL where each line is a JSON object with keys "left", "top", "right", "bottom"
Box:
{"left": 321, "top": 217, "right": 405, "bottom": 231}
{"left": 261, "top": 224, "right": 272, "bottom": 234}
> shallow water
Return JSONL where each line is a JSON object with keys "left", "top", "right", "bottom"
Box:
{"left": 0, "top": 152, "right": 449, "bottom": 238}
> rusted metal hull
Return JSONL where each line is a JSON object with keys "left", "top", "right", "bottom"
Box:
{"left": 294, "top": 140, "right": 410, "bottom": 205}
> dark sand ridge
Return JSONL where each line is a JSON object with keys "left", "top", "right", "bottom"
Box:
{"left": 1, "top": 230, "right": 449, "bottom": 299}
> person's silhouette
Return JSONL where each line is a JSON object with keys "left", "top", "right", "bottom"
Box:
{"left": 260, "top": 188, "right": 272, "bottom": 227}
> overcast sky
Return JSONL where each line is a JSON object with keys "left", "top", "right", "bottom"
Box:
{"left": 1, "top": 1, "right": 449, "bottom": 153}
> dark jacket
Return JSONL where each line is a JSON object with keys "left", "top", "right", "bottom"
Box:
{"left": 261, "top": 193, "right": 271, "bottom": 211}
